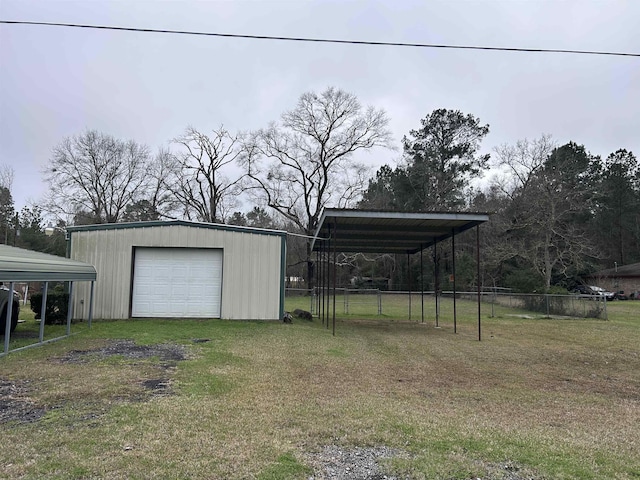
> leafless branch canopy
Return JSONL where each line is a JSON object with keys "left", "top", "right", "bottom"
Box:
{"left": 171, "top": 126, "right": 246, "bottom": 223}
{"left": 242, "top": 87, "right": 393, "bottom": 235}
{"left": 45, "top": 130, "right": 152, "bottom": 223}
{"left": 0, "top": 164, "right": 15, "bottom": 191}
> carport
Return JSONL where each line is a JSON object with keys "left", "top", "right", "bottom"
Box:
{"left": 311, "top": 209, "right": 489, "bottom": 340}
{"left": 0, "top": 245, "right": 97, "bottom": 356}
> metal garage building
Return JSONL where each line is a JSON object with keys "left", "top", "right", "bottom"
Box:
{"left": 67, "top": 220, "right": 286, "bottom": 321}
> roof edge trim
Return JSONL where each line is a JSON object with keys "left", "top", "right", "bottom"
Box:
{"left": 66, "top": 219, "right": 288, "bottom": 237}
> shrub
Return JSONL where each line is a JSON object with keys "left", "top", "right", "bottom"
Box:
{"left": 30, "top": 291, "right": 70, "bottom": 325}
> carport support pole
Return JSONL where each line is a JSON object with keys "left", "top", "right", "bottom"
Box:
{"left": 324, "top": 232, "right": 331, "bottom": 330}
{"left": 318, "top": 252, "right": 322, "bottom": 316}
{"left": 3, "top": 281, "right": 15, "bottom": 354}
{"left": 315, "top": 252, "right": 319, "bottom": 316}
{"left": 332, "top": 221, "right": 337, "bottom": 337}
{"left": 476, "top": 225, "right": 482, "bottom": 342}
{"left": 88, "top": 281, "right": 95, "bottom": 328}
{"left": 319, "top": 247, "right": 324, "bottom": 325}
{"left": 66, "top": 282, "right": 74, "bottom": 337}
{"left": 324, "top": 243, "right": 329, "bottom": 326}
{"left": 420, "top": 246, "right": 424, "bottom": 323}
{"left": 434, "top": 241, "right": 439, "bottom": 328}
{"left": 452, "top": 230, "right": 457, "bottom": 334}
{"left": 407, "top": 253, "right": 411, "bottom": 320}
{"left": 39, "top": 282, "right": 49, "bottom": 342}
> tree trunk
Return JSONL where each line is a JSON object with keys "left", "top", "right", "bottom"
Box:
{"left": 306, "top": 240, "right": 315, "bottom": 291}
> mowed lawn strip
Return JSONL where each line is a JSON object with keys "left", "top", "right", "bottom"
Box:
{"left": 1, "top": 299, "right": 639, "bottom": 479}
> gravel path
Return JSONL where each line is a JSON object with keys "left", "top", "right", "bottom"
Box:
{"left": 304, "top": 446, "right": 407, "bottom": 480}
{"left": 303, "top": 445, "right": 540, "bottom": 480}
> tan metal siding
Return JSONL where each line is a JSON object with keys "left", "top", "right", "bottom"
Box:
{"left": 70, "top": 225, "right": 283, "bottom": 320}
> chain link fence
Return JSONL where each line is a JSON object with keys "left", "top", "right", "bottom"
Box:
{"left": 285, "top": 288, "right": 609, "bottom": 320}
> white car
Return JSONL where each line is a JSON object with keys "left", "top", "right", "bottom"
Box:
{"left": 589, "top": 286, "right": 616, "bottom": 301}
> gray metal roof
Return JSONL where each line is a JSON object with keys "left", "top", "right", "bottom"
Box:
{"left": 589, "top": 262, "right": 640, "bottom": 278}
{"left": 0, "top": 245, "right": 97, "bottom": 282}
{"left": 312, "top": 208, "right": 490, "bottom": 254}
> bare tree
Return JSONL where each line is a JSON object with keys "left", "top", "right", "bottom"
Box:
{"left": 0, "top": 164, "right": 14, "bottom": 191}
{"left": 492, "top": 134, "right": 556, "bottom": 198}
{"left": 146, "top": 147, "right": 183, "bottom": 219}
{"left": 0, "top": 164, "right": 15, "bottom": 244}
{"left": 243, "top": 87, "right": 393, "bottom": 283}
{"left": 492, "top": 137, "right": 599, "bottom": 290}
{"left": 171, "top": 126, "right": 245, "bottom": 223}
{"left": 45, "top": 130, "right": 152, "bottom": 224}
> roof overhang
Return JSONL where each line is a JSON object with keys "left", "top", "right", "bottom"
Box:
{"left": 312, "top": 209, "right": 490, "bottom": 254}
{"left": 0, "top": 245, "right": 97, "bottom": 282}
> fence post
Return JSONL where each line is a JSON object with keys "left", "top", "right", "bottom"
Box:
{"left": 378, "top": 290, "right": 382, "bottom": 315}
{"left": 344, "top": 288, "right": 348, "bottom": 314}
{"left": 546, "top": 294, "right": 550, "bottom": 317}
{"left": 491, "top": 287, "right": 495, "bottom": 318}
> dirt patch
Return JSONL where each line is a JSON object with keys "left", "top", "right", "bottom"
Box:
{"left": 57, "top": 339, "right": 189, "bottom": 366}
{"left": 2, "top": 341, "right": 191, "bottom": 424}
{"left": 0, "top": 379, "right": 46, "bottom": 424}
{"left": 141, "top": 378, "right": 172, "bottom": 396}
{"left": 57, "top": 340, "right": 192, "bottom": 399}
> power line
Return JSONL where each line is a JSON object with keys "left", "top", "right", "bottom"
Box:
{"left": 1, "top": 20, "right": 638, "bottom": 58}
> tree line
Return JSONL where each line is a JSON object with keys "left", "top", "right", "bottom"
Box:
{"left": 1, "top": 86, "right": 638, "bottom": 292}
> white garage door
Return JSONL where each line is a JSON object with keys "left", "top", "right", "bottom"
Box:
{"left": 132, "top": 248, "right": 223, "bottom": 318}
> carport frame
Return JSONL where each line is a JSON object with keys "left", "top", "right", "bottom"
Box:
{"left": 1, "top": 245, "right": 97, "bottom": 357}
{"left": 311, "top": 209, "right": 489, "bottom": 340}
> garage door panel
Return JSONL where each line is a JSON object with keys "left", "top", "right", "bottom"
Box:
{"left": 132, "top": 248, "right": 223, "bottom": 318}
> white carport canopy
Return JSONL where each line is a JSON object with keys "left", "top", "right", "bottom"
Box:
{"left": 0, "top": 245, "right": 97, "bottom": 281}
{"left": 0, "top": 245, "right": 97, "bottom": 356}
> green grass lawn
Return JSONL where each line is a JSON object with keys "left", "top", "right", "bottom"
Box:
{"left": 1, "top": 298, "right": 639, "bottom": 479}
{"left": 3, "top": 301, "right": 88, "bottom": 352}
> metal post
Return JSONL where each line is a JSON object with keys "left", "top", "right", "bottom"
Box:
{"left": 452, "top": 230, "right": 457, "bottom": 334}
{"left": 325, "top": 230, "right": 331, "bottom": 330}
{"left": 546, "top": 294, "right": 550, "bottom": 317}
{"left": 66, "top": 282, "right": 74, "bottom": 336}
{"left": 332, "top": 221, "right": 337, "bottom": 337}
{"left": 407, "top": 252, "right": 411, "bottom": 320}
{"left": 420, "top": 246, "right": 424, "bottom": 323}
{"left": 319, "top": 246, "right": 324, "bottom": 325}
{"left": 3, "top": 281, "right": 15, "bottom": 354}
{"left": 39, "top": 281, "right": 49, "bottom": 342}
{"left": 344, "top": 288, "right": 348, "bottom": 315}
{"left": 315, "top": 251, "right": 320, "bottom": 315}
{"left": 434, "top": 241, "right": 439, "bottom": 328}
{"left": 476, "top": 225, "right": 482, "bottom": 342}
{"left": 88, "top": 281, "right": 95, "bottom": 328}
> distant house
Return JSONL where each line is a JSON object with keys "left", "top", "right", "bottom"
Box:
{"left": 586, "top": 262, "right": 640, "bottom": 297}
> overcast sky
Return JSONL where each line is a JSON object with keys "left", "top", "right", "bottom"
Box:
{"left": 1, "top": 0, "right": 639, "bottom": 213}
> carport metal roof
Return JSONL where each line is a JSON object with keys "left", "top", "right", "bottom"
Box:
{"left": 312, "top": 209, "right": 489, "bottom": 254}
{"left": 1, "top": 245, "right": 97, "bottom": 357}
{"left": 311, "top": 208, "right": 490, "bottom": 341}
{"left": 0, "top": 245, "right": 97, "bottom": 282}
